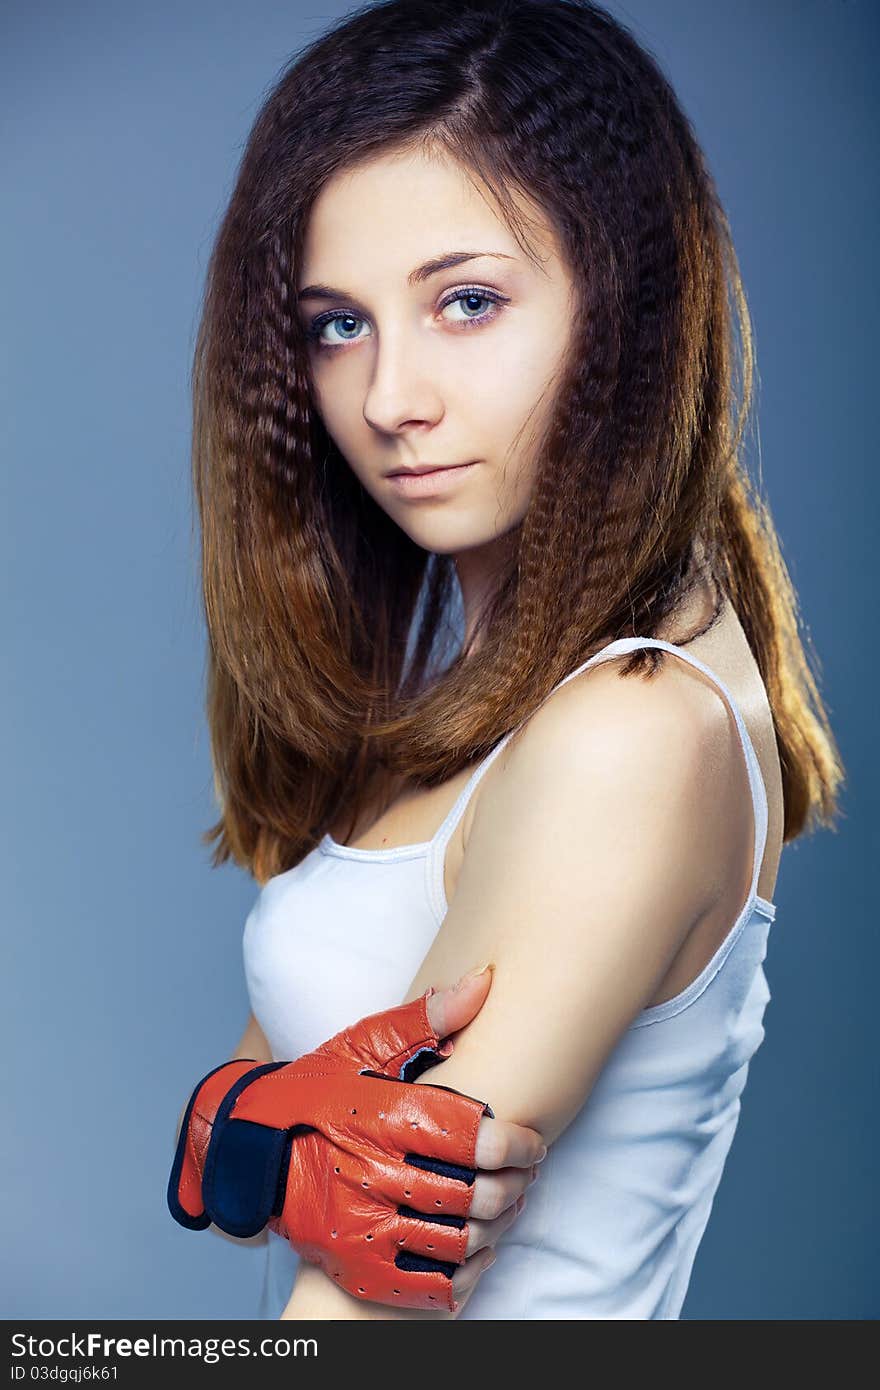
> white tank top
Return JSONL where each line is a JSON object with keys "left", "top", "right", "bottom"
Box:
{"left": 242, "top": 636, "right": 778, "bottom": 1320}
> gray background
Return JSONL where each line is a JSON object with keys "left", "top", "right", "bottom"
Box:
{"left": 2, "top": 0, "right": 875, "bottom": 1319}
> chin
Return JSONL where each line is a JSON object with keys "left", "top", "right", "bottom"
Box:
{"left": 394, "top": 515, "right": 504, "bottom": 555}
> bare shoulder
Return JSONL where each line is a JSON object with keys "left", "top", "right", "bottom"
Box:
{"left": 462, "top": 649, "right": 738, "bottom": 921}
{"left": 473, "top": 650, "right": 731, "bottom": 819}
{"left": 538, "top": 648, "right": 730, "bottom": 751}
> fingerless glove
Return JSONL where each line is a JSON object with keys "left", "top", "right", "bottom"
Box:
{"left": 168, "top": 990, "right": 494, "bottom": 1311}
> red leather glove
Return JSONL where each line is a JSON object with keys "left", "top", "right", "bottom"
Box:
{"left": 168, "top": 989, "right": 494, "bottom": 1311}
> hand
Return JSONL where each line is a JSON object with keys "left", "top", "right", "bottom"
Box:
{"left": 168, "top": 966, "right": 546, "bottom": 1313}
{"left": 416, "top": 967, "right": 547, "bottom": 1312}
{"left": 168, "top": 972, "right": 544, "bottom": 1311}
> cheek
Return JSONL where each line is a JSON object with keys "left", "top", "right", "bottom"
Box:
{"left": 490, "top": 367, "right": 557, "bottom": 481}
{"left": 309, "top": 380, "right": 360, "bottom": 457}
{"left": 480, "top": 328, "right": 562, "bottom": 426}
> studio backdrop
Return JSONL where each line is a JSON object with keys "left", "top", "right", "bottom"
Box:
{"left": 1, "top": 0, "right": 875, "bottom": 1320}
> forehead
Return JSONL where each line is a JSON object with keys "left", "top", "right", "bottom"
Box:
{"left": 299, "top": 146, "right": 556, "bottom": 282}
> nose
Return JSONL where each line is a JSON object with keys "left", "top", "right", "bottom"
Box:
{"left": 362, "top": 330, "right": 444, "bottom": 437}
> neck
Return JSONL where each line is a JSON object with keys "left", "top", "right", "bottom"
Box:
{"left": 453, "top": 532, "right": 516, "bottom": 654}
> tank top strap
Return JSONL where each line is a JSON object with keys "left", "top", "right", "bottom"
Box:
{"left": 428, "top": 635, "right": 770, "bottom": 911}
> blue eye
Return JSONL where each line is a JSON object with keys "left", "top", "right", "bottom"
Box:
{"left": 306, "top": 312, "right": 367, "bottom": 348}
{"left": 305, "top": 286, "right": 509, "bottom": 351}
{"left": 439, "top": 289, "right": 504, "bottom": 324}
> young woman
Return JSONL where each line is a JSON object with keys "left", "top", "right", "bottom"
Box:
{"left": 183, "top": 0, "right": 843, "bottom": 1319}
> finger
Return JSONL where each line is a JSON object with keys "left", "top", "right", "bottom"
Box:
{"left": 424, "top": 966, "right": 494, "bottom": 1043}
{"left": 464, "top": 1191, "right": 528, "bottom": 1257}
{"left": 384, "top": 1156, "right": 476, "bottom": 1221}
{"left": 468, "top": 1163, "right": 539, "bottom": 1222}
{"left": 450, "top": 1245, "right": 498, "bottom": 1308}
{"left": 396, "top": 1211, "right": 470, "bottom": 1266}
{"left": 383, "top": 1163, "right": 536, "bottom": 1263}
{"left": 345, "top": 1144, "right": 476, "bottom": 1223}
{"left": 474, "top": 1116, "right": 547, "bottom": 1170}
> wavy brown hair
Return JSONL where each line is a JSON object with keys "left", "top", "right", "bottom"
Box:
{"left": 192, "top": 0, "right": 844, "bottom": 886}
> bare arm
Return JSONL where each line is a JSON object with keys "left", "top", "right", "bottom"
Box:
{"left": 280, "top": 658, "right": 736, "bottom": 1319}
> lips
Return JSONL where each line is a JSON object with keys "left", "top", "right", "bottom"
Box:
{"left": 385, "top": 461, "right": 479, "bottom": 497}
{"left": 386, "top": 462, "right": 474, "bottom": 477}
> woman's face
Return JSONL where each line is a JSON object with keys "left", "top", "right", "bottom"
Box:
{"left": 297, "top": 145, "right": 577, "bottom": 558}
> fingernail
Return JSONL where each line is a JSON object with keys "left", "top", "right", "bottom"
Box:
{"left": 517, "top": 1193, "right": 528, "bottom": 1211}
{"left": 536, "top": 1145, "right": 548, "bottom": 1162}
{"left": 486, "top": 1250, "right": 497, "bottom": 1267}
{"left": 460, "top": 961, "right": 493, "bottom": 985}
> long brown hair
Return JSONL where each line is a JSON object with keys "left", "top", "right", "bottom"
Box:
{"left": 191, "top": 0, "right": 844, "bottom": 886}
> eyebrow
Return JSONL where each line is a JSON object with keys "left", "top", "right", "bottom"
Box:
{"left": 296, "top": 250, "right": 517, "bottom": 304}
